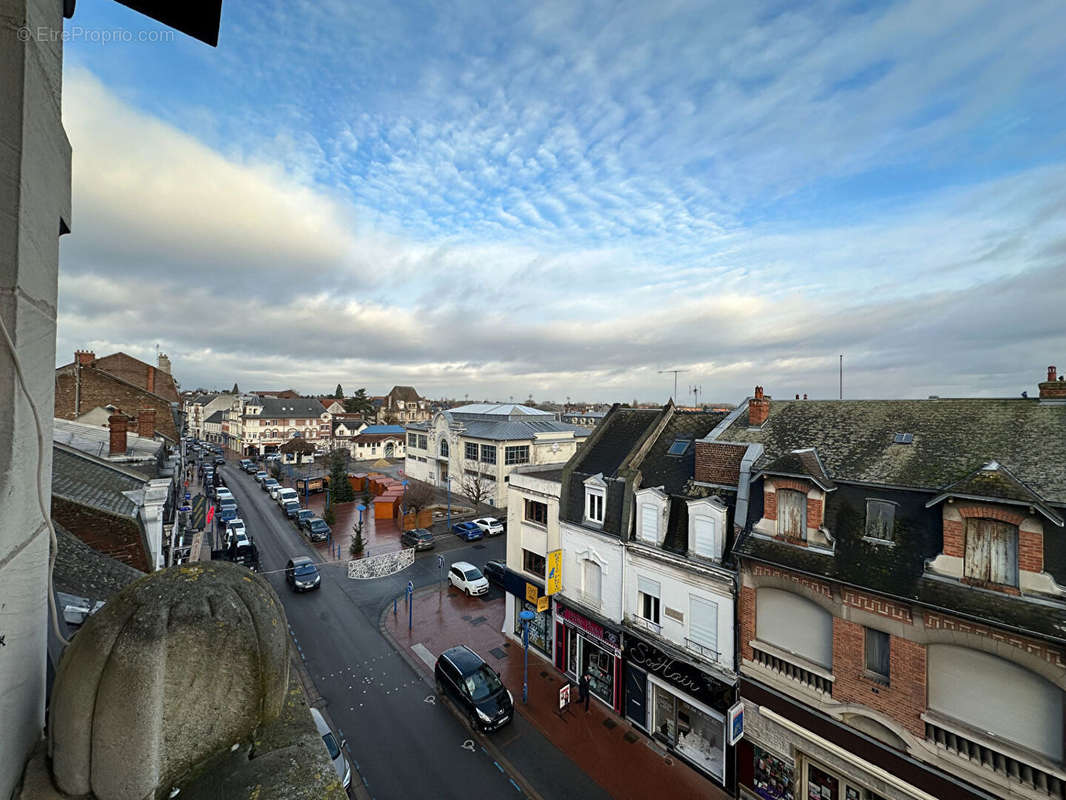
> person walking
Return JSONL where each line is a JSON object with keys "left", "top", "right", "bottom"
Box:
{"left": 579, "top": 671, "right": 592, "bottom": 713}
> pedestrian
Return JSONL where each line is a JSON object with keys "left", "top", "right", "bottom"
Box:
{"left": 579, "top": 671, "right": 592, "bottom": 712}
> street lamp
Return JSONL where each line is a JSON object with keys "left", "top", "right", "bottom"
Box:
{"left": 401, "top": 478, "right": 409, "bottom": 531}
{"left": 446, "top": 476, "right": 453, "bottom": 534}
{"left": 519, "top": 609, "right": 535, "bottom": 704}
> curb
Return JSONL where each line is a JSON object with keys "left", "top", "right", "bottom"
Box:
{"left": 377, "top": 594, "right": 545, "bottom": 800}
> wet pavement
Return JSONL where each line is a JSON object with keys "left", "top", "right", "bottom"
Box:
{"left": 384, "top": 584, "right": 731, "bottom": 800}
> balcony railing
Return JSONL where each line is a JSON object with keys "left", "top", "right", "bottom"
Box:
{"left": 684, "top": 637, "right": 719, "bottom": 662}
{"left": 925, "top": 715, "right": 1066, "bottom": 799}
{"left": 749, "top": 641, "right": 833, "bottom": 698}
{"left": 630, "top": 615, "right": 662, "bottom": 635}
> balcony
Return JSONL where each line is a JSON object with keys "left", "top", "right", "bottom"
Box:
{"left": 684, "top": 637, "right": 719, "bottom": 663}
{"left": 749, "top": 640, "right": 834, "bottom": 698}
{"left": 630, "top": 615, "right": 662, "bottom": 635}
{"left": 924, "top": 712, "right": 1066, "bottom": 799}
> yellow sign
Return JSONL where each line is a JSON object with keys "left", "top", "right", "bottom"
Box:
{"left": 537, "top": 595, "right": 549, "bottom": 613}
{"left": 546, "top": 549, "right": 562, "bottom": 596}
{"left": 526, "top": 583, "right": 539, "bottom": 604}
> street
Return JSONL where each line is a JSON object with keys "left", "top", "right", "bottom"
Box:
{"left": 218, "top": 462, "right": 572, "bottom": 800}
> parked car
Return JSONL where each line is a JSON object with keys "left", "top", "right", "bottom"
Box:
{"left": 434, "top": 645, "right": 513, "bottom": 733}
{"left": 303, "top": 517, "right": 330, "bottom": 542}
{"left": 276, "top": 487, "right": 298, "bottom": 507}
{"left": 262, "top": 478, "right": 280, "bottom": 494}
{"left": 401, "top": 528, "right": 435, "bottom": 551}
{"left": 265, "top": 453, "right": 281, "bottom": 462}
{"left": 448, "top": 561, "right": 489, "bottom": 596}
{"left": 215, "top": 487, "right": 233, "bottom": 503}
{"left": 219, "top": 498, "right": 238, "bottom": 523}
{"left": 309, "top": 708, "right": 351, "bottom": 791}
{"left": 268, "top": 483, "right": 284, "bottom": 501}
{"left": 243, "top": 461, "right": 259, "bottom": 474}
{"left": 482, "top": 560, "right": 506, "bottom": 587}
{"left": 213, "top": 455, "right": 225, "bottom": 466}
{"left": 452, "top": 521, "right": 484, "bottom": 541}
{"left": 295, "top": 508, "right": 315, "bottom": 526}
{"left": 239, "top": 458, "right": 253, "bottom": 471}
{"left": 225, "top": 517, "right": 247, "bottom": 541}
{"left": 472, "top": 517, "right": 504, "bottom": 536}
{"left": 282, "top": 499, "right": 301, "bottom": 519}
{"left": 254, "top": 470, "right": 268, "bottom": 483}
{"left": 285, "top": 556, "right": 321, "bottom": 592}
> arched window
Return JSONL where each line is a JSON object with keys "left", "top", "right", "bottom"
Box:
{"left": 756, "top": 588, "right": 833, "bottom": 668}
{"left": 928, "top": 645, "right": 1062, "bottom": 760}
{"left": 440, "top": 439, "right": 449, "bottom": 457}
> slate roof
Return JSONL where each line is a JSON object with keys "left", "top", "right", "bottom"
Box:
{"left": 638, "top": 411, "right": 729, "bottom": 495}
{"left": 718, "top": 398, "right": 1066, "bottom": 502}
{"left": 758, "top": 448, "right": 836, "bottom": 491}
{"left": 387, "top": 385, "right": 422, "bottom": 403}
{"left": 53, "top": 523, "right": 144, "bottom": 604}
{"left": 576, "top": 409, "right": 662, "bottom": 478}
{"left": 204, "top": 410, "right": 225, "bottom": 424}
{"left": 245, "top": 397, "right": 325, "bottom": 419}
{"left": 53, "top": 418, "right": 162, "bottom": 463}
{"left": 51, "top": 444, "right": 146, "bottom": 518}
{"left": 360, "top": 425, "right": 405, "bottom": 435}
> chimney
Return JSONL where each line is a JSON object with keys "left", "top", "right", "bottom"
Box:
{"left": 157, "top": 352, "right": 171, "bottom": 375}
{"left": 146, "top": 365, "right": 156, "bottom": 394}
{"left": 1039, "top": 365, "right": 1066, "bottom": 401}
{"left": 803, "top": 393, "right": 808, "bottom": 400}
{"left": 109, "top": 414, "right": 128, "bottom": 455}
{"left": 749, "top": 385, "right": 770, "bottom": 426}
{"left": 75, "top": 350, "right": 95, "bottom": 366}
{"left": 138, "top": 408, "right": 156, "bottom": 439}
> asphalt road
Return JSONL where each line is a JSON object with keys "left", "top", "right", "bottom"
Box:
{"left": 218, "top": 461, "right": 530, "bottom": 800}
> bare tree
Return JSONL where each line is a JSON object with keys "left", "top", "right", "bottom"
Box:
{"left": 403, "top": 480, "right": 436, "bottom": 513}
{"left": 458, "top": 472, "right": 494, "bottom": 508}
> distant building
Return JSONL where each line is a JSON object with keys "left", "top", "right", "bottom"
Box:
{"left": 376, "top": 385, "right": 431, "bottom": 424}
{"left": 230, "top": 395, "right": 330, "bottom": 456}
{"left": 350, "top": 425, "right": 406, "bottom": 460}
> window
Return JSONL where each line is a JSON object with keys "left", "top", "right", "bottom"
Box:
{"left": 583, "top": 559, "right": 602, "bottom": 605}
{"left": 692, "top": 515, "right": 717, "bottom": 559}
{"left": 637, "top": 576, "right": 660, "bottom": 624}
{"left": 418, "top": 434, "right": 428, "bottom": 450}
{"left": 640, "top": 503, "right": 659, "bottom": 542}
{"left": 480, "top": 444, "right": 496, "bottom": 464}
{"left": 776, "top": 488, "right": 807, "bottom": 540}
{"left": 756, "top": 588, "right": 833, "bottom": 668}
{"left": 667, "top": 439, "right": 690, "bottom": 456}
{"left": 964, "top": 518, "right": 1018, "bottom": 587}
{"left": 439, "top": 439, "right": 449, "bottom": 457}
{"left": 893, "top": 432, "right": 913, "bottom": 444}
{"left": 524, "top": 499, "right": 548, "bottom": 525}
{"left": 865, "top": 500, "right": 895, "bottom": 542}
{"left": 522, "top": 549, "right": 545, "bottom": 576}
{"left": 689, "top": 595, "right": 719, "bottom": 657}
{"left": 864, "top": 628, "right": 890, "bottom": 684}
{"left": 586, "top": 489, "right": 605, "bottom": 524}
{"left": 407, "top": 433, "right": 418, "bottom": 448}
{"left": 465, "top": 442, "right": 478, "bottom": 460}
{"left": 505, "top": 445, "right": 529, "bottom": 465}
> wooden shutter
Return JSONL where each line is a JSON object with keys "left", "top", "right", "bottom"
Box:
{"left": 689, "top": 595, "right": 718, "bottom": 654}
{"left": 777, "top": 489, "right": 806, "bottom": 540}
{"left": 965, "top": 519, "right": 1018, "bottom": 586}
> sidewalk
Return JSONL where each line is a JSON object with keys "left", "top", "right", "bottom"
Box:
{"left": 383, "top": 585, "right": 730, "bottom": 800}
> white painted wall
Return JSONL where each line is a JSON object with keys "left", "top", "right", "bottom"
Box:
{"left": 506, "top": 469, "right": 563, "bottom": 582}
{"left": 560, "top": 521, "right": 624, "bottom": 623}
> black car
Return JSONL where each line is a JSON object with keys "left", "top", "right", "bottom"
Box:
{"left": 282, "top": 499, "right": 301, "bottom": 519}
{"left": 285, "top": 556, "right": 320, "bottom": 592}
{"left": 482, "top": 560, "right": 506, "bottom": 587}
{"left": 434, "top": 646, "right": 513, "bottom": 732}
{"left": 400, "top": 528, "right": 435, "bottom": 550}
{"left": 301, "top": 516, "right": 330, "bottom": 542}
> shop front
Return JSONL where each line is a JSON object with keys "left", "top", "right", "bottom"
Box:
{"left": 499, "top": 567, "right": 553, "bottom": 659}
{"left": 554, "top": 603, "right": 623, "bottom": 712}
{"left": 623, "top": 632, "right": 735, "bottom": 787}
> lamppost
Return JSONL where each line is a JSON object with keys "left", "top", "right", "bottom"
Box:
{"left": 446, "top": 476, "right": 453, "bottom": 534}
{"left": 519, "top": 609, "right": 535, "bottom": 704}
{"left": 401, "top": 478, "right": 408, "bottom": 531}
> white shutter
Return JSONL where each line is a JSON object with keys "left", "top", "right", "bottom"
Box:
{"left": 584, "top": 561, "right": 601, "bottom": 603}
{"left": 689, "top": 596, "right": 718, "bottom": 653}
{"left": 641, "top": 504, "right": 658, "bottom": 542}
{"left": 929, "top": 645, "right": 1062, "bottom": 760}
{"left": 637, "top": 575, "right": 660, "bottom": 598}
{"left": 693, "top": 515, "right": 716, "bottom": 558}
{"left": 756, "top": 588, "right": 833, "bottom": 668}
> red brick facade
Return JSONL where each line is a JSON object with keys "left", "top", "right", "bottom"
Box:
{"left": 740, "top": 585, "right": 756, "bottom": 662}
{"left": 92, "top": 352, "right": 179, "bottom": 402}
{"left": 55, "top": 366, "right": 177, "bottom": 441}
{"left": 924, "top": 611, "right": 1066, "bottom": 668}
{"left": 51, "top": 496, "right": 150, "bottom": 572}
{"left": 832, "top": 618, "right": 927, "bottom": 737}
{"left": 842, "top": 589, "right": 913, "bottom": 623}
{"left": 763, "top": 478, "right": 823, "bottom": 529}
{"left": 694, "top": 441, "right": 747, "bottom": 486}
{"left": 941, "top": 503, "right": 1044, "bottom": 573}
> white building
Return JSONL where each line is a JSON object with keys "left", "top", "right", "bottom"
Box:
{"left": 227, "top": 395, "right": 331, "bottom": 456}
{"left": 350, "top": 425, "right": 407, "bottom": 460}
{"left": 404, "top": 404, "right": 589, "bottom": 508}
{"left": 182, "top": 392, "right": 235, "bottom": 440}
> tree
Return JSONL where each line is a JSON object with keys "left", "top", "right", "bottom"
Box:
{"left": 323, "top": 503, "right": 335, "bottom": 525}
{"left": 403, "top": 481, "right": 435, "bottom": 514}
{"left": 349, "top": 517, "right": 365, "bottom": 559}
{"left": 343, "top": 387, "right": 375, "bottom": 417}
{"left": 329, "top": 451, "right": 355, "bottom": 504}
{"left": 459, "top": 472, "right": 494, "bottom": 508}
{"left": 334, "top": 383, "right": 344, "bottom": 399}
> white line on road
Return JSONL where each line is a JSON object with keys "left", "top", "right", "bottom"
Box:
{"left": 411, "top": 642, "right": 436, "bottom": 668}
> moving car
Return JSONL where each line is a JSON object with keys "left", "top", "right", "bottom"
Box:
{"left": 434, "top": 645, "right": 513, "bottom": 733}
{"left": 472, "top": 517, "right": 504, "bottom": 536}
{"left": 282, "top": 499, "right": 301, "bottom": 519}
{"left": 285, "top": 556, "right": 321, "bottom": 592}
{"left": 309, "top": 707, "right": 351, "bottom": 790}
{"left": 452, "top": 521, "right": 484, "bottom": 541}
{"left": 482, "top": 560, "right": 506, "bottom": 587}
{"left": 400, "top": 528, "right": 435, "bottom": 551}
{"left": 301, "top": 516, "right": 330, "bottom": 542}
{"left": 448, "top": 561, "right": 489, "bottom": 596}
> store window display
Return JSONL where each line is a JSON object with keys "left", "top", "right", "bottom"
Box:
{"left": 583, "top": 642, "right": 614, "bottom": 703}
{"left": 513, "top": 600, "right": 551, "bottom": 655}
{"left": 752, "top": 745, "right": 794, "bottom": 800}
{"left": 651, "top": 683, "right": 724, "bottom": 780}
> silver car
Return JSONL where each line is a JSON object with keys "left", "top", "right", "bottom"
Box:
{"left": 309, "top": 707, "right": 351, "bottom": 790}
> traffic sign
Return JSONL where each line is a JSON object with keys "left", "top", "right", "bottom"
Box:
{"left": 407, "top": 580, "right": 414, "bottom": 594}
{"left": 546, "top": 549, "right": 562, "bottom": 595}
{"left": 437, "top": 554, "right": 445, "bottom": 569}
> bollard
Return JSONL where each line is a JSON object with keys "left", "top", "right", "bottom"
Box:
{"left": 394, "top": 596, "right": 397, "bottom": 616}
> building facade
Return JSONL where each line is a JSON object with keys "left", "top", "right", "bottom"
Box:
{"left": 228, "top": 396, "right": 330, "bottom": 456}
{"left": 350, "top": 425, "right": 407, "bottom": 460}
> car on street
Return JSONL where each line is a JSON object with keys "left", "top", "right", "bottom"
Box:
{"left": 472, "top": 517, "right": 504, "bottom": 536}
{"left": 265, "top": 453, "right": 281, "bottom": 462}
{"left": 295, "top": 508, "right": 314, "bottom": 526}
{"left": 302, "top": 517, "right": 331, "bottom": 542}
{"left": 215, "top": 487, "right": 233, "bottom": 503}
{"left": 254, "top": 470, "right": 268, "bottom": 483}
{"left": 482, "top": 560, "right": 506, "bottom": 587}
{"left": 239, "top": 458, "right": 253, "bottom": 471}
{"left": 262, "top": 478, "right": 280, "bottom": 494}
{"left": 213, "top": 455, "right": 225, "bottom": 465}
{"left": 282, "top": 499, "right": 301, "bottom": 519}
{"left": 268, "top": 483, "right": 284, "bottom": 501}
{"left": 218, "top": 498, "right": 238, "bottom": 523}
{"left": 309, "top": 707, "right": 351, "bottom": 790}
{"left": 452, "top": 521, "right": 484, "bottom": 541}
{"left": 434, "top": 645, "right": 513, "bottom": 733}
{"left": 448, "top": 561, "right": 489, "bottom": 596}
{"left": 225, "top": 518, "right": 247, "bottom": 541}
{"left": 285, "top": 556, "right": 321, "bottom": 592}
{"left": 243, "top": 461, "right": 259, "bottom": 473}
{"left": 276, "top": 487, "right": 298, "bottom": 507}
{"left": 401, "top": 528, "right": 435, "bottom": 550}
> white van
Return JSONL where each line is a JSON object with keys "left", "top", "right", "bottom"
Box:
{"left": 276, "top": 487, "right": 299, "bottom": 508}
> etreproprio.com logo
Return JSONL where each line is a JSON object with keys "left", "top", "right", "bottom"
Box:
{"left": 17, "top": 25, "right": 174, "bottom": 44}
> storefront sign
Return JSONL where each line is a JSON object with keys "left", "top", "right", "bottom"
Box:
{"left": 537, "top": 595, "right": 550, "bottom": 613}
{"left": 559, "top": 683, "right": 571, "bottom": 710}
{"left": 624, "top": 636, "right": 724, "bottom": 709}
{"left": 526, "top": 582, "right": 539, "bottom": 604}
{"left": 558, "top": 605, "right": 620, "bottom": 650}
{"left": 727, "top": 701, "right": 744, "bottom": 745}
{"left": 546, "top": 549, "right": 562, "bottom": 595}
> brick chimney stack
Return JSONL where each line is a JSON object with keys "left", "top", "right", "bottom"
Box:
{"left": 749, "top": 385, "right": 770, "bottom": 426}
{"left": 109, "top": 414, "right": 128, "bottom": 455}
{"left": 1040, "top": 366, "right": 1066, "bottom": 400}
{"left": 75, "top": 350, "right": 95, "bottom": 366}
{"left": 157, "top": 352, "right": 171, "bottom": 374}
{"left": 146, "top": 365, "right": 156, "bottom": 394}
{"left": 138, "top": 408, "right": 156, "bottom": 439}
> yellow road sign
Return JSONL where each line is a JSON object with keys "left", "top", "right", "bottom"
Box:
{"left": 537, "top": 596, "right": 549, "bottom": 613}
{"left": 526, "top": 582, "right": 539, "bottom": 604}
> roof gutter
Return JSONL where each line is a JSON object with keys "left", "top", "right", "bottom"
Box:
{"left": 734, "top": 443, "right": 764, "bottom": 540}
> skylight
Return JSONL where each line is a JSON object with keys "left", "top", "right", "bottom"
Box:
{"left": 893, "top": 433, "right": 913, "bottom": 444}
{"left": 667, "top": 439, "right": 690, "bottom": 456}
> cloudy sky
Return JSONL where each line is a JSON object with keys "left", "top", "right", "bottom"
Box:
{"left": 58, "top": 0, "right": 1066, "bottom": 404}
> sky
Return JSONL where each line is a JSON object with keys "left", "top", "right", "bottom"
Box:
{"left": 56, "top": 0, "right": 1066, "bottom": 404}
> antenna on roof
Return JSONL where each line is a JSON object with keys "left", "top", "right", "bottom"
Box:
{"left": 658, "top": 369, "right": 688, "bottom": 403}
{"left": 839, "top": 354, "right": 843, "bottom": 400}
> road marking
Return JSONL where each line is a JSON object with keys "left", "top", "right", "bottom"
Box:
{"left": 424, "top": 695, "right": 436, "bottom": 705}
{"left": 411, "top": 642, "right": 436, "bottom": 668}
{"left": 461, "top": 740, "right": 475, "bottom": 752}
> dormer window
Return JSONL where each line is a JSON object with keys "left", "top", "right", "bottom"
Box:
{"left": 583, "top": 474, "right": 606, "bottom": 525}
{"left": 687, "top": 497, "right": 727, "bottom": 561}
{"left": 964, "top": 518, "right": 1018, "bottom": 587}
{"left": 864, "top": 499, "right": 896, "bottom": 543}
{"left": 634, "top": 487, "right": 668, "bottom": 545}
{"left": 776, "top": 489, "right": 807, "bottom": 541}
